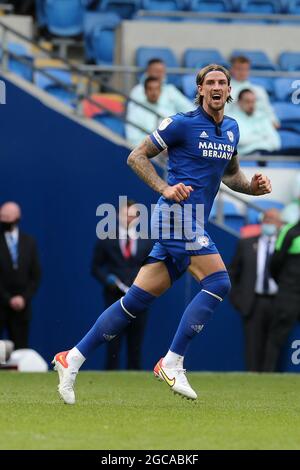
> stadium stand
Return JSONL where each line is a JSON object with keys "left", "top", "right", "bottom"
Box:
{"left": 44, "top": 0, "right": 85, "bottom": 36}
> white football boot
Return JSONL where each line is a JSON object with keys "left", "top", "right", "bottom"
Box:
{"left": 154, "top": 357, "right": 197, "bottom": 400}
{"left": 52, "top": 351, "right": 77, "bottom": 405}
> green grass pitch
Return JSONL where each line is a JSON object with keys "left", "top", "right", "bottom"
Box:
{"left": 0, "top": 371, "right": 299, "bottom": 450}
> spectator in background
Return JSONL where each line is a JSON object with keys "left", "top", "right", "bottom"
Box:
{"left": 229, "top": 209, "right": 282, "bottom": 372}
{"left": 0, "top": 202, "right": 41, "bottom": 349}
{"left": 126, "top": 77, "right": 167, "bottom": 146}
{"left": 227, "top": 55, "right": 279, "bottom": 128}
{"left": 130, "top": 58, "right": 193, "bottom": 114}
{"left": 281, "top": 172, "right": 300, "bottom": 224}
{"left": 91, "top": 199, "right": 153, "bottom": 370}
{"left": 263, "top": 218, "right": 300, "bottom": 372}
{"left": 230, "top": 89, "right": 281, "bottom": 156}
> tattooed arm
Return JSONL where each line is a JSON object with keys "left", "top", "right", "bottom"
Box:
{"left": 127, "top": 136, "right": 193, "bottom": 202}
{"left": 222, "top": 154, "right": 272, "bottom": 196}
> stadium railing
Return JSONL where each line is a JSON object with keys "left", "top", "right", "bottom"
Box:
{"left": 0, "top": 20, "right": 165, "bottom": 137}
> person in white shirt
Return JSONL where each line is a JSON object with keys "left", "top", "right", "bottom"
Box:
{"left": 229, "top": 209, "right": 283, "bottom": 371}
{"left": 130, "top": 58, "right": 193, "bottom": 116}
{"left": 226, "top": 55, "right": 279, "bottom": 128}
{"left": 230, "top": 89, "right": 281, "bottom": 156}
{"left": 126, "top": 76, "right": 172, "bottom": 147}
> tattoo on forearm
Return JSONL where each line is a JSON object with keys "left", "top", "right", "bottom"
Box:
{"left": 127, "top": 137, "right": 168, "bottom": 194}
{"left": 222, "top": 170, "right": 252, "bottom": 195}
{"left": 222, "top": 154, "right": 252, "bottom": 195}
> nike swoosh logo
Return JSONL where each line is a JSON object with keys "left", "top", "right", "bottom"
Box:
{"left": 159, "top": 366, "right": 176, "bottom": 387}
{"left": 57, "top": 353, "right": 68, "bottom": 368}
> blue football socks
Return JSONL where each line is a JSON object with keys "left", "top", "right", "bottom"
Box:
{"left": 76, "top": 284, "right": 156, "bottom": 358}
{"left": 170, "top": 270, "right": 231, "bottom": 357}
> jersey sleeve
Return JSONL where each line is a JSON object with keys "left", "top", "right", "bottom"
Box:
{"left": 233, "top": 122, "right": 240, "bottom": 156}
{"left": 150, "top": 114, "right": 185, "bottom": 151}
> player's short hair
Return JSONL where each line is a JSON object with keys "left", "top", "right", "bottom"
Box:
{"left": 195, "top": 64, "right": 233, "bottom": 106}
{"left": 230, "top": 55, "right": 250, "bottom": 66}
{"left": 144, "top": 76, "right": 161, "bottom": 90}
{"left": 238, "top": 88, "right": 255, "bottom": 100}
{"left": 147, "top": 58, "right": 164, "bottom": 68}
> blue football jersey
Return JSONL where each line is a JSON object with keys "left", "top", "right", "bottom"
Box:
{"left": 150, "top": 106, "right": 240, "bottom": 223}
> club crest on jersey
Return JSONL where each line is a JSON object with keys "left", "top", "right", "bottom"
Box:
{"left": 197, "top": 236, "right": 209, "bottom": 248}
{"left": 227, "top": 130, "right": 234, "bottom": 142}
{"left": 158, "top": 117, "right": 173, "bottom": 131}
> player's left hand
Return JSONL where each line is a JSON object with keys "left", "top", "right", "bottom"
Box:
{"left": 250, "top": 173, "right": 272, "bottom": 196}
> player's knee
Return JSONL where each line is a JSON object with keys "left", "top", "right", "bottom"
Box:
{"left": 201, "top": 270, "right": 231, "bottom": 300}
{"left": 121, "top": 284, "right": 156, "bottom": 318}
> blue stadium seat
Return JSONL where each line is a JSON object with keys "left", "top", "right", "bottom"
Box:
{"left": 90, "top": 25, "right": 116, "bottom": 63}
{"left": 273, "top": 102, "right": 300, "bottom": 131}
{"left": 141, "top": 0, "right": 185, "bottom": 11}
{"left": 45, "top": 0, "right": 84, "bottom": 36}
{"left": 239, "top": 0, "right": 282, "bottom": 13}
{"left": 83, "top": 12, "right": 121, "bottom": 61}
{"left": 99, "top": 0, "right": 139, "bottom": 19}
{"left": 286, "top": 0, "right": 300, "bottom": 13}
{"left": 273, "top": 77, "right": 300, "bottom": 102}
{"left": 136, "top": 47, "right": 180, "bottom": 87}
{"left": 184, "top": 48, "right": 228, "bottom": 68}
{"left": 279, "top": 130, "right": 300, "bottom": 153}
{"left": 249, "top": 76, "right": 274, "bottom": 98}
{"left": 3, "top": 42, "right": 34, "bottom": 81}
{"left": 231, "top": 49, "right": 276, "bottom": 70}
{"left": 35, "top": 68, "right": 76, "bottom": 105}
{"left": 279, "top": 52, "right": 300, "bottom": 72}
{"left": 182, "top": 74, "right": 197, "bottom": 100}
{"left": 247, "top": 199, "right": 284, "bottom": 224}
{"left": 94, "top": 113, "right": 125, "bottom": 137}
{"left": 189, "top": 0, "right": 232, "bottom": 12}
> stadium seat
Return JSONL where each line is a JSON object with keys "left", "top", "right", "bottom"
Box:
{"left": 286, "top": 0, "right": 300, "bottom": 13}
{"left": 136, "top": 47, "right": 180, "bottom": 87}
{"left": 99, "top": 0, "right": 139, "bottom": 19}
{"left": 189, "top": 0, "right": 232, "bottom": 12}
{"left": 93, "top": 113, "right": 125, "bottom": 137}
{"left": 90, "top": 25, "right": 117, "bottom": 64}
{"left": 83, "top": 12, "right": 121, "bottom": 61}
{"left": 238, "top": 0, "right": 282, "bottom": 14}
{"left": 34, "top": 68, "right": 76, "bottom": 105}
{"left": 45, "top": 0, "right": 84, "bottom": 36}
{"left": 2, "top": 42, "right": 34, "bottom": 81}
{"left": 279, "top": 130, "right": 300, "bottom": 154}
{"left": 249, "top": 76, "right": 274, "bottom": 98}
{"left": 247, "top": 199, "right": 284, "bottom": 224}
{"left": 231, "top": 49, "right": 277, "bottom": 70}
{"left": 210, "top": 199, "right": 245, "bottom": 232}
{"left": 279, "top": 52, "right": 300, "bottom": 72}
{"left": 141, "top": 0, "right": 185, "bottom": 11}
{"left": 182, "top": 74, "right": 197, "bottom": 100}
{"left": 273, "top": 77, "right": 300, "bottom": 102}
{"left": 184, "top": 48, "right": 228, "bottom": 68}
{"left": 273, "top": 102, "right": 300, "bottom": 131}
{"left": 82, "top": 93, "right": 125, "bottom": 118}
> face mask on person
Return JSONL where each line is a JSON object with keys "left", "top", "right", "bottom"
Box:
{"left": 0, "top": 220, "right": 19, "bottom": 232}
{"left": 261, "top": 223, "right": 277, "bottom": 237}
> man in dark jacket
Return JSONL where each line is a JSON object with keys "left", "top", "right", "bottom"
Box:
{"left": 229, "top": 209, "right": 282, "bottom": 371}
{"left": 92, "top": 199, "right": 153, "bottom": 370}
{"left": 263, "top": 219, "right": 300, "bottom": 371}
{"left": 0, "top": 202, "right": 41, "bottom": 349}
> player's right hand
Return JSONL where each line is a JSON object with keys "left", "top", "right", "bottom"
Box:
{"left": 162, "top": 183, "right": 193, "bottom": 202}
